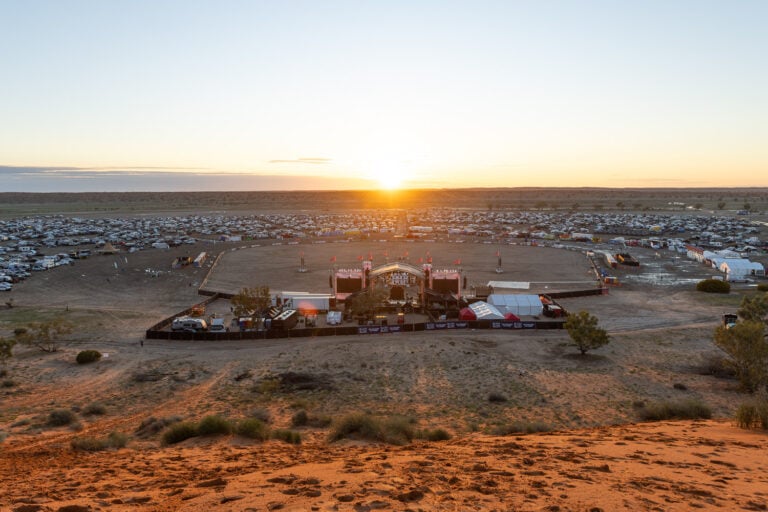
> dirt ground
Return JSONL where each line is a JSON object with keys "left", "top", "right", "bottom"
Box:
{"left": 1, "top": 234, "right": 766, "bottom": 511}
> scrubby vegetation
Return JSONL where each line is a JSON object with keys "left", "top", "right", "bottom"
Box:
{"left": 135, "top": 416, "right": 182, "bottom": 438}
{"left": 637, "top": 400, "right": 712, "bottom": 421}
{"left": 236, "top": 418, "right": 270, "bottom": 440}
{"left": 162, "top": 421, "right": 199, "bottom": 445}
{"left": 735, "top": 390, "right": 768, "bottom": 430}
{"left": 47, "top": 408, "right": 77, "bottom": 427}
{"left": 71, "top": 431, "right": 128, "bottom": 451}
{"left": 76, "top": 349, "right": 102, "bottom": 364}
{"left": 696, "top": 279, "right": 731, "bottom": 293}
{"left": 291, "top": 409, "right": 332, "bottom": 428}
{"left": 713, "top": 320, "right": 768, "bottom": 392}
{"left": 757, "top": 283, "right": 768, "bottom": 292}
{"left": 488, "top": 392, "right": 508, "bottom": 403}
{"left": 328, "top": 413, "right": 415, "bottom": 445}
{"left": 82, "top": 402, "right": 107, "bottom": 416}
{"left": 415, "top": 428, "right": 452, "bottom": 441}
{"left": 196, "top": 415, "right": 234, "bottom": 436}
{"left": 492, "top": 420, "right": 552, "bottom": 435}
{"left": 272, "top": 429, "right": 302, "bottom": 444}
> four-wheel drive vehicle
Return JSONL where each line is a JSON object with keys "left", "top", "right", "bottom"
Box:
{"left": 208, "top": 318, "right": 227, "bottom": 332}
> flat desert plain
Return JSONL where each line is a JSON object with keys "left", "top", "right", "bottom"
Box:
{"left": 2, "top": 235, "right": 768, "bottom": 511}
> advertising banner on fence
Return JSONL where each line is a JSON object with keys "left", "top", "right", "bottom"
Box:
{"left": 425, "top": 322, "right": 469, "bottom": 330}
{"left": 357, "top": 325, "right": 403, "bottom": 334}
{"left": 491, "top": 321, "right": 536, "bottom": 329}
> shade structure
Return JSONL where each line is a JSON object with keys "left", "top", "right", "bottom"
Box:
{"left": 458, "top": 307, "right": 477, "bottom": 321}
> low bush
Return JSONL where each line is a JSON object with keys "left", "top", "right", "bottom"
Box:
{"left": 735, "top": 391, "right": 768, "bottom": 430}
{"left": 492, "top": 421, "right": 551, "bottom": 435}
{"left": 272, "top": 429, "right": 302, "bottom": 444}
{"left": 76, "top": 350, "right": 102, "bottom": 364}
{"left": 2, "top": 379, "right": 16, "bottom": 388}
{"left": 135, "top": 416, "right": 182, "bottom": 438}
{"left": 638, "top": 400, "right": 712, "bottom": 421}
{"left": 236, "top": 418, "right": 270, "bottom": 441}
{"left": 488, "top": 393, "right": 508, "bottom": 403}
{"left": 47, "top": 409, "right": 77, "bottom": 427}
{"left": 696, "top": 279, "right": 731, "bottom": 294}
{"left": 162, "top": 421, "right": 198, "bottom": 445}
{"left": 415, "top": 428, "right": 452, "bottom": 441}
{"left": 672, "top": 383, "right": 688, "bottom": 391}
{"left": 699, "top": 353, "right": 737, "bottom": 379}
{"left": 757, "top": 283, "right": 768, "bottom": 292}
{"left": 71, "top": 431, "right": 128, "bottom": 451}
{"left": 291, "top": 409, "right": 309, "bottom": 427}
{"left": 196, "top": 415, "right": 233, "bottom": 436}
{"left": 82, "top": 402, "right": 107, "bottom": 416}
{"left": 328, "top": 413, "right": 414, "bottom": 445}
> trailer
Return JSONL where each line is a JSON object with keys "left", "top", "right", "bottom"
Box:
{"left": 615, "top": 253, "right": 640, "bottom": 267}
{"left": 193, "top": 252, "right": 207, "bottom": 267}
{"left": 271, "top": 309, "right": 299, "bottom": 330}
{"left": 275, "top": 292, "right": 333, "bottom": 313}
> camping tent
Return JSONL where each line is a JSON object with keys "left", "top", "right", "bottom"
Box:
{"left": 504, "top": 312, "right": 521, "bottom": 321}
{"left": 487, "top": 294, "right": 543, "bottom": 316}
{"left": 459, "top": 307, "right": 477, "bottom": 321}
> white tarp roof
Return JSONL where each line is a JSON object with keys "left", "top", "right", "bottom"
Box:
{"left": 487, "top": 281, "right": 530, "bottom": 289}
{"left": 487, "top": 294, "right": 543, "bottom": 316}
{"left": 468, "top": 301, "right": 505, "bottom": 320}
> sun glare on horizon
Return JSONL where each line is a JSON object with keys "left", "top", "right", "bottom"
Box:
{"left": 367, "top": 158, "right": 413, "bottom": 190}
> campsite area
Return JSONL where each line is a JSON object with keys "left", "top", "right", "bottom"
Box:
{"left": 1, "top": 195, "right": 767, "bottom": 511}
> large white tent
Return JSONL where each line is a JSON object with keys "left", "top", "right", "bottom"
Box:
{"left": 487, "top": 294, "right": 543, "bottom": 316}
{"left": 718, "top": 259, "right": 765, "bottom": 281}
{"left": 468, "top": 301, "right": 505, "bottom": 320}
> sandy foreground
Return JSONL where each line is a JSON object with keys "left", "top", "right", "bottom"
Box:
{"left": 2, "top": 420, "right": 768, "bottom": 511}
{"left": 2, "top": 240, "right": 768, "bottom": 511}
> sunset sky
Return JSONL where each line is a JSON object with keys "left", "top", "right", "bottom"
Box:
{"left": 1, "top": 1, "right": 767, "bottom": 192}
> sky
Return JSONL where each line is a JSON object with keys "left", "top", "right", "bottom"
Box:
{"left": 1, "top": 0, "right": 767, "bottom": 192}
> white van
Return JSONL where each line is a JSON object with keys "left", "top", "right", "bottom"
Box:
{"left": 171, "top": 317, "right": 208, "bottom": 331}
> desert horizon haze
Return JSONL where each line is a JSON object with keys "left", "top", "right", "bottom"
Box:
{"left": 2, "top": 1, "right": 767, "bottom": 192}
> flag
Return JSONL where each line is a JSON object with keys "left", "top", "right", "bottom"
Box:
{"left": 330, "top": 255, "right": 336, "bottom": 263}
{"left": 357, "top": 255, "right": 363, "bottom": 261}
{"left": 495, "top": 250, "right": 500, "bottom": 257}
{"left": 454, "top": 258, "right": 461, "bottom": 265}
{"left": 368, "top": 251, "right": 373, "bottom": 261}
{"left": 417, "top": 257, "right": 423, "bottom": 264}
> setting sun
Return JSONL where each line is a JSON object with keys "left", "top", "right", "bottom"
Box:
{"left": 368, "top": 159, "right": 411, "bottom": 190}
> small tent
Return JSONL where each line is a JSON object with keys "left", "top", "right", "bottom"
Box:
{"left": 504, "top": 312, "right": 521, "bottom": 321}
{"left": 459, "top": 307, "right": 477, "bottom": 321}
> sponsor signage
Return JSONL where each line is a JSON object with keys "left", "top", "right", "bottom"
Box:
{"left": 425, "top": 322, "right": 469, "bottom": 330}
{"left": 491, "top": 321, "right": 536, "bottom": 329}
{"left": 357, "top": 325, "right": 403, "bottom": 334}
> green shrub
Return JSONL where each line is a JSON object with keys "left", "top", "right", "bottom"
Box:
{"left": 735, "top": 391, "right": 768, "bottom": 430}
{"left": 71, "top": 431, "right": 128, "bottom": 451}
{"left": 492, "top": 421, "right": 551, "bottom": 435}
{"left": 415, "top": 428, "right": 452, "bottom": 441}
{"left": 13, "top": 328, "right": 28, "bottom": 336}
{"left": 236, "top": 418, "right": 270, "bottom": 440}
{"left": 135, "top": 416, "right": 182, "bottom": 438}
{"left": 638, "top": 400, "right": 712, "bottom": 421}
{"left": 488, "top": 393, "right": 508, "bottom": 403}
{"left": 291, "top": 409, "right": 309, "bottom": 427}
{"left": 328, "top": 413, "right": 414, "bottom": 445}
{"left": 2, "top": 379, "right": 16, "bottom": 388}
{"left": 696, "top": 279, "right": 731, "bottom": 294}
{"left": 272, "top": 429, "right": 302, "bottom": 444}
{"left": 757, "top": 283, "right": 768, "bottom": 292}
{"left": 162, "top": 421, "right": 198, "bottom": 445}
{"left": 82, "top": 402, "right": 107, "bottom": 416}
{"left": 47, "top": 409, "right": 77, "bottom": 427}
{"left": 196, "top": 415, "right": 233, "bottom": 436}
{"left": 76, "top": 350, "right": 102, "bottom": 364}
